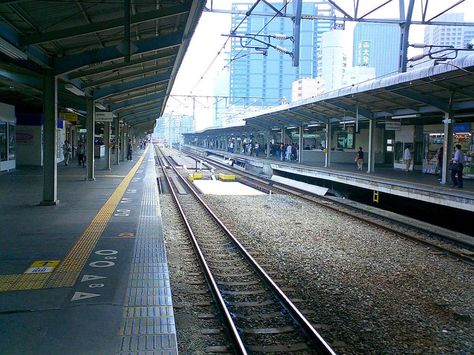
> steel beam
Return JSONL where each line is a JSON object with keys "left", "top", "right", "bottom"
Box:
{"left": 68, "top": 52, "right": 176, "bottom": 79}
{"left": 54, "top": 32, "right": 183, "bottom": 75}
{"left": 392, "top": 88, "right": 449, "bottom": 111}
{"left": 84, "top": 66, "right": 172, "bottom": 88}
{"left": 22, "top": 5, "right": 190, "bottom": 45}
{"left": 93, "top": 72, "right": 171, "bottom": 100}
{"left": 110, "top": 91, "right": 166, "bottom": 111}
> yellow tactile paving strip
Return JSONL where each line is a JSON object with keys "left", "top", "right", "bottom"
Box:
{"left": 0, "top": 148, "right": 147, "bottom": 292}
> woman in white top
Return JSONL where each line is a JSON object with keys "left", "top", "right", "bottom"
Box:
{"left": 62, "top": 140, "right": 72, "bottom": 166}
{"left": 403, "top": 145, "right": 412, "bottom": 172}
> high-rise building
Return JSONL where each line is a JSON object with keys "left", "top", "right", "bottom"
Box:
{"left": 320, "top": 30, "right": 347, "bottom": 92}
{"left": 291, "top": 77, "right": 325, "bottom": 101}
{"left": 229, "top": 1, "right": 334, "bottom": 106}
{"left": 352, "top": 22, "right": 400, "bottom": 77}
{"left": 154, "top": 114, "right": 193, "bottom": 144}
{"left": 423, "top": 13, "right": 474, "bottom": 61}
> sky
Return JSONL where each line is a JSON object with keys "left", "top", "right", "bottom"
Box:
{"left": 165, "top": 0, "right": 474, "bottom": 130}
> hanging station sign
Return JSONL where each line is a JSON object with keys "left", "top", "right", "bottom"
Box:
{"left": 95, "top": 111, "right": 114, "bottom": 122}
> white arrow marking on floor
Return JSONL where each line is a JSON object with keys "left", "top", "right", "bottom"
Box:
{"left": 71, "top": 291, "right": 101, "bottom": 301}
{"left": 81, "top": 275, "right": 107, "bottom": 282}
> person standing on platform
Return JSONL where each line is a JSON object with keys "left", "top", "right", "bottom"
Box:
{"left": 77, "top": 140, "right": 86, "bottom": 167}
{"left": 62, "top": 139, "right": 72, "bottom": 166}
{"left": 403, "top": 145, "right": 412, "bottom": 172}
{"left": 451, "top": 144, "right": 465, "bottom": 188}
{"left": 436, "top": 146, "right": 443, "bottom": 179}
{"left": 254, "top": 142, "right": 259, "bottom": 157}
{"left": 355, "top": 147, "right": 364, "bottom": 170}
{"left": 127, "top": 139, "right": 133, "bottom": 161}
{"left": 286, "top": 144, "right": 292, "bottom": 161}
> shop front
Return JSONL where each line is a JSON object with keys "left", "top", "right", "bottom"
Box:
{"left": 422, "top": 123, "right": 473, "bottom": 178}
{"left": 0, "top": 102, "right": 16, "bottom": 172}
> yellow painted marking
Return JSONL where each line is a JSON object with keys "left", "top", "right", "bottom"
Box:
{"left": 219, "top": 173, "right": 236, "bottom": 181}
{"left": 0, "top": 147, "right": 149, "bottom": 292}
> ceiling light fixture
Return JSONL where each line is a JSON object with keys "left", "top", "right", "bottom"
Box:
{"left": 95, "top": 102, "right": 107, "bottom": 110}
{"left": 391, "top": 114, "right": 419, "bottom": 119}
{"left": 0, "top": 37, "right": 27, "bottom": 60}
{"left": 65, "top": 83, "right": 85, "bottom": 97}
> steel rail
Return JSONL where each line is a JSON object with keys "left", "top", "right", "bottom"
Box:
{"left": 155, "top": 146, "right": 248, "bottom": 355}
{"left": 159, "top": 146, "right": 337, "bottom": 355}
{"left": 184, "top": 149, "right": 474, "bottom": 266}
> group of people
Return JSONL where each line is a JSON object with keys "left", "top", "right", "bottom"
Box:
{"left": 354, "top": 144, "right": 465, "bottom": 188}
{"left": 62, "top": 139, "right": 86, "bottom": 167}
{"left": 61, "top": 138, "right": 135, "bottom": 167}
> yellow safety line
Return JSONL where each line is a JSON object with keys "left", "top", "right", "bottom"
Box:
{"left": 0, "top": 147, "right": 149, "bottom": 292}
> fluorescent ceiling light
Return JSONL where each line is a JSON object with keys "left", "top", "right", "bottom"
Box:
{"left": 392, "top": 114, "right": 419, "bottom": 119}
{"left": 95, "top": 102, "right": 106, "bottom": 110}
{"left": 65, "top": 83, "right": 85, "bottom": 97}
{"left": 0, "top": 37, "right": 27, "bottom": 60}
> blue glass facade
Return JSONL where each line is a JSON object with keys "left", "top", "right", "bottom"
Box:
{"left": 229, "top": 1, "right": 334, "bottom": 106}
{"left": 352, "top": 22, "right": 400, "bottom": 77}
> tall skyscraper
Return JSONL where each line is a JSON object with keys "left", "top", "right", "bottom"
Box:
{"left": 352, "top": 22, "right": 400, "bottom": 77}
{"left": 229, "top": 1, "right": 334, "bottom": 106}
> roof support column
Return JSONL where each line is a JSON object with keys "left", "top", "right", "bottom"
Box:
{"left": 325, "top": 123, "right": 331, "bottom": 168}
{"left": 441, "top": 112, "right": 454, "bottom": 185}
{"left": 367, "top": 119, "right": 376, "bottom": 174}
{"left": 41, "top": 70, "right": 58, "bottom": 205}
{"left": 114, "top": 117, "right": 120, "bottom": 165}
{"left": 298, "top": 125, "right": 303, "bottom": 163}
{"left": 86, "top": 97, "right": 95, "bottom": 180}
{"left": 266, "top": 132, "right": 271, "bottom": 158}
{"left": 121, "top": 125, "right": 126, "bottom": 161}
{"left": 104, "top": 121, "right": 111, "bottom": 170}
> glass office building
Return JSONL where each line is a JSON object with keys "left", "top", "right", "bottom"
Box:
{"left": 229, "top": 1, "right": 334, "bottom": 106}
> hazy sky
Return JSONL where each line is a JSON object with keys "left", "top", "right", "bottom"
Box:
{"left": 166, "top": 0, "right": 474, "bottom": 130}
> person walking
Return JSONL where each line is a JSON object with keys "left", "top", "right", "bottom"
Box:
{"left": 355, "top": 147, "right": 364, "bottom": 170}
{"left": 451, "top": 144, "right": 465, "bottom": 188}
{"left": 62, "top": 139, "right": 72, "bottom": 166}
{"left": 403, "top": 145, "right": 412, "bottom": 172}
{"left": 77, "top": 140, "right": 86, "bottom": 167}
{"left": 127, "top": 139, "right": 133, "bottom": 161}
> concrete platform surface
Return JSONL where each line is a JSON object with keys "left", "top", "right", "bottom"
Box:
{"left": 0, "top": 146, "right": 177, "bottom": 354}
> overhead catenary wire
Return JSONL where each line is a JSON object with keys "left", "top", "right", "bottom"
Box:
{"left": 190, "top": 1, "right": 260, "bottom": 93}
{"left": 191, "top": 0, "right": 292, "bottom": 92}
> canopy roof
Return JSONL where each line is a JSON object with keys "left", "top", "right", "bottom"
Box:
{"left": 185, "top": 54, "right": 474, "bottom": 137}
{"left": 0, "top": 0, "right": 205, "bottom": 132}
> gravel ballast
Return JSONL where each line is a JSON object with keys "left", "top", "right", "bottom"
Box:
{"left": 200, "top": 193, "right": 473, "bottom": 354}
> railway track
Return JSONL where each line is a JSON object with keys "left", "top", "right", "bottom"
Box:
{"left": 178, "top": 148, "right": 474, "bottom": 267}
{"left": 156, "top": 146, "right": 336, "bottom": 354}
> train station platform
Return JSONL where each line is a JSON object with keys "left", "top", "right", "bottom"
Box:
{"left": 0, "top": 146, "right": 177, "bottom": 354}
{"left": 183, "top": 145, "right": 474, "bottom": 213}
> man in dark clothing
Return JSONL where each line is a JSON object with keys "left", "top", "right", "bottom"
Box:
{"left": 356, "top": 147, "right": 364, "bottom": 170}
{"left": 127, "top": 139, "right": 133, "bottom": 161}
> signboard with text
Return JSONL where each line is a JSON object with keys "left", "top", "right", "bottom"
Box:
{"left": 95, "top": 111, "right": 114, "bottom": 122}
{"left": 358, "top": 40, "right": 371, "bottom": 66}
